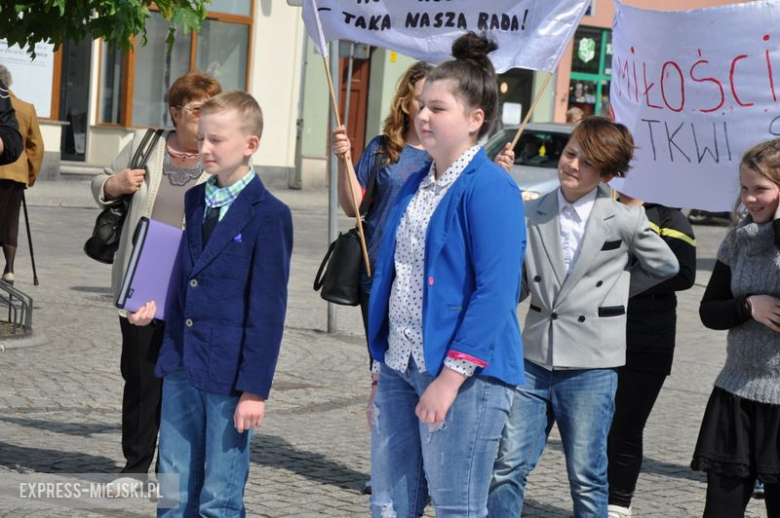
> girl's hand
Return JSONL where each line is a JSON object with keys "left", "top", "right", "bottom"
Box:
{"left": 748, "top": 295, "right": 780, "bottom": 332}
{"left": 415, "top": 368, "right": 466, "bottom": 425}
{"left": 494, "top": 142, "right": 514, "bottom": 172}
{"left": 332, "top": 125, "right": 351, "bottom": 160}
{"left": 366, "top": 374, "right": 379, "bottom": 429}
{"left": 126, "top": 301, "right": 156, "bottom": 326}
{"left": 234, "top": 392, "right": 266, "bottom": 433}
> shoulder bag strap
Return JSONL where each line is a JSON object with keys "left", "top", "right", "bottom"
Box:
{"left": 313, "top": 238, "right": 338, "bottom": 291}
{"left": 128, "top": 129, "right": 155, "bottom": 170}
{"left": 358, "top": 139, "right": 385, "bottom": 217}
{"left": 122, "top": 128, "right": 164, "bottom": 206}
{"left": 135, "top": 129, "right": 164, "bottom": 169}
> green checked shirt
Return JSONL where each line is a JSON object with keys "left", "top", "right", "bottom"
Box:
{"left": 204, "top": 168, "right": 255, "bottom": 221}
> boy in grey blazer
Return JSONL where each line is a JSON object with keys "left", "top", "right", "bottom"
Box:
{"left": 489, "top": 117, "right": 679, "bottom": 518}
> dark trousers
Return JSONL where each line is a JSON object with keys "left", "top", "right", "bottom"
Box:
{"left": 607, "top": 367, "right": 667, "bottom": 508}
{"left": 119, "top": 316, "right": 164, "bottom": 475}
{"left": 704, "top": 473, "right": 780, "bottom": 518}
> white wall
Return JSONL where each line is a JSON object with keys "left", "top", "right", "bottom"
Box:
{"left": 249, "top": 1, "right": 305, "bottom": 170}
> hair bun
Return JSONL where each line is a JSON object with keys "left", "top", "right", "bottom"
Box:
{"left": 451, "top": 32, "right": 498, "bottom": 71}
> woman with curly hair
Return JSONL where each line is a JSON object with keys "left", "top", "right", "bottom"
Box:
{"left": 332, "top": 61, "right": 433, "bottom": 401}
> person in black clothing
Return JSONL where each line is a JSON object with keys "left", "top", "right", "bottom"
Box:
{"left": 0, "top": 79, "right": 23, "bottom": 165}
{"left": 606, "top": 193, "right": 697, "bottom": 518}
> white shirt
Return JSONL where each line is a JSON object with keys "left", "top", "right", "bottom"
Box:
{"left": 384, "top": 146, "right": 481, "bottom": 376}
{"left": 557, "top": 187, "right": 598, "bottom": 275}
{"left": 530, "top": 187, "right": 599, "bottom": 372}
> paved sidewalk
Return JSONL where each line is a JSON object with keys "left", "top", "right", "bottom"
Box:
{"left": 0, "top": 179, "right": 767, "bottom": 516}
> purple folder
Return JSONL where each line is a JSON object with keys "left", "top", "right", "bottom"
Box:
{"left": 116, "top": 217, "right": 183, "bottom": 321}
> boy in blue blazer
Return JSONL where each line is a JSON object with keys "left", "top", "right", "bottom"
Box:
{"left": 129, "top": 91, "right": 293, "bottom": 516}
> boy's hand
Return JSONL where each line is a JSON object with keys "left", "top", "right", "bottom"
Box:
{"left": 494, "top": 142, "right": 514, "bottom": 172}
{"left": 366, "top": 373, "right": 379, "bottom": 429}
{"left": 126, "top": 301, "right": 156, "bottom": 326}
{"left": 234, "top": 392, "right": 266, "bottom": 433}
{"left": 415, "top": 367, "right": 466, "bottom": 425}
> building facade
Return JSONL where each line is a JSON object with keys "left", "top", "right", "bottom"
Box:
{"left": 0, "top": 0, "right": 750, "bottom": 189}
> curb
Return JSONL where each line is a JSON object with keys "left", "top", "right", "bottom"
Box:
{"left": 1, "top": 331, "right": 49, "bottom": 350}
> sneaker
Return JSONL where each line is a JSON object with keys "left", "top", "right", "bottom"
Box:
{"left": 361, "top": 479, "right": 372, "bottom": 495}
{"left": 1, "top": 272, "right": 14, "bottom": 286}
{"left": 608, "top": 504, "right": 632, "bottom": 518}
{"left": 105, "top": 476, "right": 144, "bottom": 498}
{"left": 754, "top": 481, "right": 765, "bottom": 499}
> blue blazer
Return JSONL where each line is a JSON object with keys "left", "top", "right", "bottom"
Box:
{"left": 155, "top": 175, "right": 293, "bottom": 398}
{"left": 368, "top": 149, "right": 527, "bottom": 385}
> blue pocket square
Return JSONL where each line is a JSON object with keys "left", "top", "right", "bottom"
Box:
{"left": 234, "top": 233, "right": 242, "bottom": 243}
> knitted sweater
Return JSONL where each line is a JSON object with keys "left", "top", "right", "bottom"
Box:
{"left": 713, "top": 218, "right": 780, "bottom": 404}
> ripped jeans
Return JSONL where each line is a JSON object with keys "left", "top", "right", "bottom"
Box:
{"left": 370, "top": 361, "right": 514, "bottom": 517}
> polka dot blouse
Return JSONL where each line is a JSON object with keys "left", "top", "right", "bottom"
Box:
{"left": 385, "top": 146, "right": 481, "bottom": 377}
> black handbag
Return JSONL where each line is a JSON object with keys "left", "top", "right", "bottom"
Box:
{"left": 313, "top": 149, "right": 382, "bottom": 306}
{"left": 84, "top": 129, "right": 164, "bottom": 264}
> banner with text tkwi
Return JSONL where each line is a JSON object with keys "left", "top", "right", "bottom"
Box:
{"left": 302, "top": 0, "right": 592, "bottom": 73}
{"left": 610, "top": 0, "right": 780, "bottom": 211}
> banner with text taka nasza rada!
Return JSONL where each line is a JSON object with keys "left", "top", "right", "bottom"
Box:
{"left": 610, "top": 0, "right": 780, "bottom": 211}
{"left": 302, "top": 0, "right": 592, "bottom": 73}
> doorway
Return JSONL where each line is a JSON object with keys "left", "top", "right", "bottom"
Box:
{"left": 339, "top": 51, "right": 371, "bottom": 163}
{"left": 59, "top": 38, "right": 92, "bottom": 161}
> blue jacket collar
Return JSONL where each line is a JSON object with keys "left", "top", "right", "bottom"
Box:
{"left": 187, "top": 174, "right": 266, "bottom": 276}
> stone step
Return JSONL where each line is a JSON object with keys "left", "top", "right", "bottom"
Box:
{"left": 59, "top": 161, "right": 105, "bottom": 181}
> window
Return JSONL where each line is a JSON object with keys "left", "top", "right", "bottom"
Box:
{"left": 99, "top": 43, "right": 124, "bottom": 124}
{"left": 97, "top": 5, "right": 252, "bottom": 127}
{"left": 132, "top": 13, "right": 192, "bottom": 128}
{"left": 196, "top": 19, "right": 249, "bottom": 92}
{"left": 568, "top": 27, "right": 612, "bottom": 117}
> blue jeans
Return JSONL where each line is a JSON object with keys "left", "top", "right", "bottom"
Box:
{"left": 371, "top": 362, "right": 513, "bottom": 517}
{"left": 157, "top": 368, "right": 251, "bottom": 517}
{"left": 489, "top": 360, "right": 617, "bottom": 518}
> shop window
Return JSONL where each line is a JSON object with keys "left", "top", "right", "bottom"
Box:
{"left": 97, "top": 6, "right": 252, "bottom": 128}
{"left": 568, "top": 27, "right": 612, "bottom": 117}
{"left": 496, "top": 68, "right": 533, "bottom": 131}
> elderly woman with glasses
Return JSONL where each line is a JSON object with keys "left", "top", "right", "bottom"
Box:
{"left": 91, "top": 70, "right": 222, "bottom": 490}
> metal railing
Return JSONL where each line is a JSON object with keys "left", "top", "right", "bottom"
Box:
{"left": 0, "top": 280, "right": 33, "bottom": 336}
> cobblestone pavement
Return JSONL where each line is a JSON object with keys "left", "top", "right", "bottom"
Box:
{"left": 0, "top": 180, "right": 767, "bottom": 516}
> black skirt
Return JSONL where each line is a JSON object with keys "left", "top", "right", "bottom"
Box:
{"left": 0, "top": 179, "right": 23, "bottom": 246}
{"left": 691, "top": 386, "right": 780, "bottom": 483}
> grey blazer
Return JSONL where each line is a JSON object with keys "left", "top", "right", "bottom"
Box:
{"left": 521, "top": 184, "right": 679, "bottom": 369}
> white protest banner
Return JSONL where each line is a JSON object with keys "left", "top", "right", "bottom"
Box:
{"left": 610, "top": 0, "right": 780, "bottom": 211}
{"left": 302, "top": 0, "right": 591, "bottom": 73}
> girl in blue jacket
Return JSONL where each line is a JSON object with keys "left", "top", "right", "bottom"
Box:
{"left": 367, "top": 32, "right": 527, "bottom": 517}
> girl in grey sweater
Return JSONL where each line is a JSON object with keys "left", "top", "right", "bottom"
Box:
{"left": 693, "top": 139, "right": 780, "bottom": 517}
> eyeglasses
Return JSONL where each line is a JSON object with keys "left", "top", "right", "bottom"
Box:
{"left": 177, "top": 104, "right": 203, "bottom": 117}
